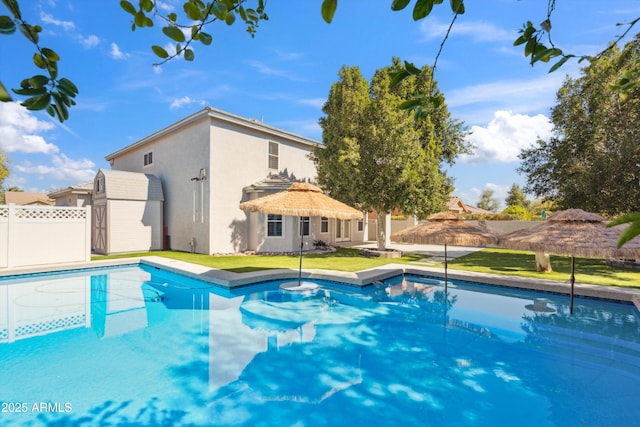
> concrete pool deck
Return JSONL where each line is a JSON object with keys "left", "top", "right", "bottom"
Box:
{"left": 1, "top": 247, "right": 639, "bottom": 311}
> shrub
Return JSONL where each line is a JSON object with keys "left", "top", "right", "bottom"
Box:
{"left": 501, "top": 205, "right": 532, "bottom": 220}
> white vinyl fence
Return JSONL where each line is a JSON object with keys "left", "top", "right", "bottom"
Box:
{"left": 0, "top": 204, "right": 91, "bottom": 268}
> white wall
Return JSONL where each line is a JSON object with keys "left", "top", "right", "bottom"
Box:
{"left": 0, "top": 204, "right": 91, "bottom": 268}
{"left": 106, "top": 200, "right": 163, "bottom": 254}
{"left": 210, "top": 118, "right": 317, "bottom": 253}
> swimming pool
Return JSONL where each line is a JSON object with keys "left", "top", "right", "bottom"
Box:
{"left": 1, "top": 264, "right": 639, "bottom": 426}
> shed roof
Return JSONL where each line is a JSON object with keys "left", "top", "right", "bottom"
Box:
{"left": 98, "top": 169, "right": 164, "bottom": 201}
{"left": 48, "top": 181, "right": 94, "bottom": 199}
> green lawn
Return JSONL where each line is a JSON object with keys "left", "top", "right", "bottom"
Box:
{"left": 93, "top": 247, "right": 640, "bottom": 288}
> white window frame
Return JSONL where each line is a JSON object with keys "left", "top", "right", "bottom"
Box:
{"left": 320, "top": 217, "right": 329, "bottom": 233}
{"left": 268, "top": 142, "right": 278, "bottom": 170}
{"left": 299, "top": 216, "right": 310, "bottom": 237}
{"left": 267, "top": 214, "right": 283, "bottom": 237}
{"left": 144, "top": 151, "right": 153, "bottom": 166}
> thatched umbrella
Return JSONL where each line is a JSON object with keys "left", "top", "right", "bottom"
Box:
{"left": 391, "top": 212, "right": 499, "bottom": 290}
{"left": 239, "top": 182, "right": 363, "bottom": 286}
{"left": 499, "top": 208, "right": 640, "bottom": 313}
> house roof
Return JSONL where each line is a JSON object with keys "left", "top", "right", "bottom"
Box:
{"left": 104, "top": 106, "right": 320, "bottom": 162}
{"left": 98, "top": 169, "right": 164, "bottom": 201}
{"left": 48, "top": 181, "right": 94, "bottom": 199}
{"left": 243, "top": 174, "right": 301, "bottom": 194}
{"left": 447, "top": 196, "right": 492, "bottom": 214}
{"left": 4, "top": 192, "right": 55, "bottom": 205}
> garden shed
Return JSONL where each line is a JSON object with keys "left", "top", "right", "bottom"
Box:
{"left": 92, "top": 169, "right": 164, "bottom": 255}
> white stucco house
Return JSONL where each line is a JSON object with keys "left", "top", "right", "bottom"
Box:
{"left": 49, "top": 181, "right": 94, "bottom": 207}
{"left": 102, "top": 107, "right": 366, "bottom": 255}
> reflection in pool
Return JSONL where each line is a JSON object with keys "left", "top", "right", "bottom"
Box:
{"left": 1, "top": 266, "right": 639, "bottom": 426}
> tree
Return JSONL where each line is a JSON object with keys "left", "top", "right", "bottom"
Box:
{"left": 477, "top": 189, "right": 498, "bottom": 213}
{"left": 504, "top": 183, "right": 530, "bottom": 209}
{"left": 518, "top": 37, "right": 640, "bottom": 217}
{"left": 311, "top": 59, "right": 469, "bottom": 249}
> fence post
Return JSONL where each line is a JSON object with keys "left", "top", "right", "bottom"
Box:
{"left": 85, "top": 205, "right": 92, "bottom": 262}
{"left": 7, "top": 204, "right": 15, "bottom": 268}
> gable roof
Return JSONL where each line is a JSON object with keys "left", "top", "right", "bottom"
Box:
{"left": 104, "top": 106, "right": 320, "bottom": 162}
{"left": 97, "top": 169, "right": 164, "bottom": 201}
{"left": 4, "top": 192, "right": 55, "bottom": 205}
{"left": 48, "top": 181, "right": 94, "bottom": 199}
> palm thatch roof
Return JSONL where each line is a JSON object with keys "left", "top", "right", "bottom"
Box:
{"left": 499, "top": 208, "right": 640, "bottom": 259}
{"left": 391, "top": 212, "right": 498, "bottom": 247}
{"left": 239, "top": 182, "right": 362, "bottom": 220}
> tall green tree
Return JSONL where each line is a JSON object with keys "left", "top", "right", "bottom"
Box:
{"left": 504, "top": 183, "right": 530, "bottom": 208}
{"left": 311, "top": 59, "right": 468, "bottom": 249}
{"left": 518, "top": 37, "right": 640, "bottom": 217}
{"left": 477, "top": 189, "right": 499, "bottom": 212}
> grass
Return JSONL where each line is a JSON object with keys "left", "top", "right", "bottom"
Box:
{"left": 448, "top": 248, "right": 640, "bottom": 288}
{"left": 92, "top": 247, "right": 425, "bottom": 273}
{"left": 93, "top": 247, "right": 640, "bottom": 288}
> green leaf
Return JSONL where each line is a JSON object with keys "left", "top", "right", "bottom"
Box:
{"left": 390, "top": 69, "right": 410, "bottom": 87}
{"left": 140, "top": 0, "right": 153, "bottom": 12}
{"left": 28, "top": 75, "right": 49, "bottom": 88}
{"left": 211, "top": 1, "right": 228, "bottom": 20}
{"left": 0, "top": 15, "right": 16, "bottom": 34}
{"left": 548, "top": 54, "right": 573, "bottom": 73}
{"left": 449, "top": 0, "right": 464, "bottom": 13}
{"left": 41, "top": 47, "right": 60, "bottom": 62}
{"left": 52, "top": 98, "right": 69, "bottom": 122}
{"left": 198, "top": 31, "right": 212, "bottom": 45}
{"left": 391, "top": 0, "right": 411, "bottom": 11}
{"left": 321, "top": 0, "right": 337, "bottom": 23}
{"left": 18, "top": 23, "right": 38, "bottom": 43}
{"left": 33, "top": 53, "right": 47, "bottom": 69}
{"left": 120, "top": 0, "right": 136, "bottom": 16}
{"left": 238, "top": 6, "right": 247, "bottom": 21}
{"left": 162, "top": 25, "right": 185, "bottom": 42}
{"left": 12, "top": 86, "right": 47, "bottom": 96}
{"left": 616, "top": 220, "right": 640, "bottom": 248}
{"left": 0, "top": 81, "right": 11, "bottom": 102}
{"left": 183, "top": 2, "right": 202, "bottom": 21}
{"left": 225, "top": 12, "right": 236, "bottom": 25}
{"left": 22, "top": 93, "right": 51, "bottom": 111}
{"left": 399, "top": 98, "right": 424, "bottom": 110}
{"left": 607, "top": 212, "right": 640, "bottom": 227}
{"left": 524, "top": 38, "right": 536, "bottom": 57}
{"left": 413, "top": 0, "right": 434, "bottom": 20}
{"left": 151, "top": 45, "right": 169, "bottom": 59}
{"left": 58, "top": 78, "right": 78, "bottom": 95}
{"left": 184, "top": 48, "right": 195, "bottom": 61}
{"left": 168, "top": 12, "right": 177, "bottom": 22}
{"left": 3, "top": 0, "right": 21, "bottom": 18}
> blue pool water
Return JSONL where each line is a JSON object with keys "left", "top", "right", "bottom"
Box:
{"left": 1, "top": 264, "right": 639, "bottom": 426}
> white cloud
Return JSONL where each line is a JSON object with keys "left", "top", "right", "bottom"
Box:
{"left": 40, "top": 12, "right": 75, "bottom": 31}
{"left": 80, "top": 34, "right": 99, "bottom": 48}
{"left": 0, "top": 102, "right": 58, "bottom": 154}
{"left": 459, "top": 110, "right": 553, "bottom": 164}
{"left": 109, "top": 43, "right": 128, "bottom": 59}
{"left": 298, "top": 98, "right": 325, "bottom": 108}
{"left": 246, "top": 60, "right": 304, "bottom": 81}
{"left": 169, "top": 96, "right": 205, "bottom": 110}
{"left": 419, "top": 17, "right": 514, "bottom": 43}
{"left": 15, "top": 153, "right": 96, "bottom": 183}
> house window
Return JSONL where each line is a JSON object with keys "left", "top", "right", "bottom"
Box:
{"left": 144, "top": 152, "right": 153, "bottom": 166}
{"left": 320, "top": 217, "right": 329, "bottom": 233}
{"left": 357, "top": 220, "right": 364, "bottom": 232}
{"left": 299, "top": 216, "right": 310, "bottom": 236}
{"left": 268, "top": 142, "right": 278, "bottom": 169}
{"left": 267, "top": 214, "right": 283, "bottom": 237}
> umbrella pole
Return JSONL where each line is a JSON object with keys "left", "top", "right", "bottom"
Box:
{"left": 298, "top": 225, "right": 304, "bottom": 286}
{"left": 569, "top": 256, "right": 575, "bottom": 314}
{"left": 444, "top": 243, "right": 448, "bottom": 293}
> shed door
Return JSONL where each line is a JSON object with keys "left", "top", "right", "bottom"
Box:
{"left": 93, "top": 203, "right": 107, "bottom": 254}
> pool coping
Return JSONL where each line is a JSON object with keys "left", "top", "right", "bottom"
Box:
{"left": 2, "top": 256, "right": 639, "bottom": 310}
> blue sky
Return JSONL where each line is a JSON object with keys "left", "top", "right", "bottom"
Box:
{"left": 1, "top": 1, "right": 638, "bottom": 209}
